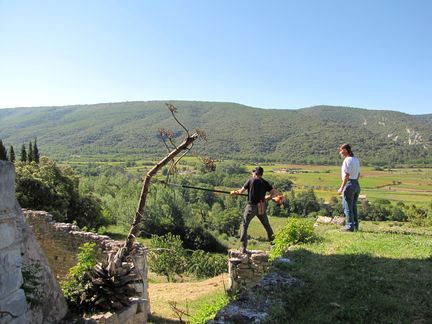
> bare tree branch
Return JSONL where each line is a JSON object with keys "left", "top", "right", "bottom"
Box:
{"left": 166, "top": 103, "right": 189, "bottom": 136}
{"left": 168, "top": 300, "right": 190, "bottom": 323}
{"left": 119, "top": 104, "right": 200, "bottom": 256}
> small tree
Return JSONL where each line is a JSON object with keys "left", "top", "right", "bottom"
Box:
{"left": 28, "top": 141, "right": 33, "bottom": 163}
{"left": 20, "top": 144, "right": 27, "bottom": 162}
{"left": 9, "top": 145, "right": 15, "bottom": 162}
{"left": 33, "top": 138, "right": 40, "bottom": 163}
{"left": 0, "top": 140, "right": 7, "bottom": 161}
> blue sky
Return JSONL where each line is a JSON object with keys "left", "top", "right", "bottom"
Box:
{"left": 1, "top": 0, "right": 431, "bottom": 115}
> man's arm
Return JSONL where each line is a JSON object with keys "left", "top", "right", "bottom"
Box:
{"left": 265, "top": 188, "right": 278, "bottom": 200}
{"left": 231, "top": 187, "right": 246, "bottom": 195}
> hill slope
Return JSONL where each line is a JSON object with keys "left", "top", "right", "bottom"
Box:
{"left": 0, "top": 101, "right": 430, "bottom": 164}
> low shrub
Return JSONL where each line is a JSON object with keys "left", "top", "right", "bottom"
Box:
{"left": 187, "top": 250, "right": 227, "bottom": 278}
{"left": 148, "top": 233, "right": 188, "bottom": 282}
{"left": 61, "top": 243, "right": 97, "bottom": 312}
{"left": 270, "top": 218, "right": 317, "bottom": 260}
{"left": 149, "top": 233, "right": 228, "bottom": 280}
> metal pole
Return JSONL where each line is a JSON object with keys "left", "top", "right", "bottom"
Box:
{"left": 159, "top": 180, "right": 248, "bottom": 196}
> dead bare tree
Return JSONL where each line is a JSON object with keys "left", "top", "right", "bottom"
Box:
{"left": 86, "top": 104, "right": 205, "bottom": 311}
{"left": 112, "top": 103, "right": 204, "bottom": 265}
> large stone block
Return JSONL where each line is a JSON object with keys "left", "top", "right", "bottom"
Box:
{"left": 0, "top": 289, "right": 27, "bottom": 320}
{"left": 0, "top": 221, "right": 18, "bottom": 250}
{"left": 0, "top": 247, "right": 23, "bottom": 296}
{"left": 0, "top": 161, "right": 16, "bottom": 213}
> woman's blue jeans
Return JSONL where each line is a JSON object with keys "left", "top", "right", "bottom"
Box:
{"left": 342, "top": 179, "right": 360, "bottom": 231}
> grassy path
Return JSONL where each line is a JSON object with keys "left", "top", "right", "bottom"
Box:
{"left": 147, "top": 274, "right": 228, "bottom": 323}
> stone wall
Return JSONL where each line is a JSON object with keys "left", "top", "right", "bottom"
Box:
{"left": 24, "top": 210, "right": 130, "bottom": 280}
{"left": 0, "top": 161, "right": 68, "bottom": 323}
{"left": 212, "top": 250, "right": 299, "bottom": 322}
{"left": 24, "top": 210, "right": 150, "bottom": 322}
{"left": 227, "top": 250, "right": 269, "bottom": 294}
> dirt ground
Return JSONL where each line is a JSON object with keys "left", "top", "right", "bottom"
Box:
{"left": 148, "top": 274, "right": 228, "bottom": 322}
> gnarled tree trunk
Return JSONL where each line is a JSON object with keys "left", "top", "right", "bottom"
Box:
{"left": 123, "top": 132, "right": 199, "bottom": 254}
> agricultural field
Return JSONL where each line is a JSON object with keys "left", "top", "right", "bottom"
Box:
{"left": 259, "top": 163, "right": 432, "bottom": 205}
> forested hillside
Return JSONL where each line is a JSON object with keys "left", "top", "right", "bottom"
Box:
{"left": 0, "top": 101, "right": 430, "bottom": 165}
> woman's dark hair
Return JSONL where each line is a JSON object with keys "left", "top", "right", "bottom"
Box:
{"left": 340, "top": 143, "right": 354, "bottom": 157}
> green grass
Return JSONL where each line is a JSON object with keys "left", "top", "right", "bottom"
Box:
{"left": 188, "top": 291, "right": 229, "bottom": 324}
{"left": 265, "top": 221, "right": 432, "bottom": 323}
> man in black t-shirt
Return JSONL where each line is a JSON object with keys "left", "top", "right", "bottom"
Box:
{"left": 231, "top": 166, "right": 278, "bottom": 253}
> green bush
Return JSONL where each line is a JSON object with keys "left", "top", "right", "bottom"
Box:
{"left": 15, "top": 158, "right": 106, "bottom": 229}
{"left": 148, "top": 233, "right": 188, "bottom": 282}
{"left": 61, "top": 243, "right": 97, "bottom": 312}
{"left": 270, "top": 218, "right": 317, "bottom": 260}
{"left": 187, "top": 250, "right": 227, "bottom": 279}
{"left": 149, "top": 233, "right": 228, "bottom": 280}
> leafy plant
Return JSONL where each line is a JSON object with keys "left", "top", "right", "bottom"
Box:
{"left": 21, "top": 262, "right": 45, "bottom": 308}
{"left": 15, "top": 157, "right": 107, "bottom": 229}
{"left": 148, "top": 233, "right": 188, "bottom": 282}
{"left": 61, "top": 242, "right": 97, "bottom": 312}
{"left": 187, "top": 250, "right": 227, "bottom": 279}
{"left": 270, "top": 218, "right": 318, "bottom": 260}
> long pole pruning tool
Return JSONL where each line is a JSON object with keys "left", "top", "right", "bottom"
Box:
{"left": 159, "top": 180, "right": 284, "bottom": 205}
{"left": 158, "top": 180, "right": 248, "bottom": 196}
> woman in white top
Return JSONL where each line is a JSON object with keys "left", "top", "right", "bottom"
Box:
{"left": 338, "top": 143, "right": 361, "bottom": 231}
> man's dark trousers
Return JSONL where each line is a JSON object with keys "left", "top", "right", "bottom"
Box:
{"left": 240, "top": 203, "right": 274, "bottom": 249}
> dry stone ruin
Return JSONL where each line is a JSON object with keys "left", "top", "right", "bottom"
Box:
{"left": 0, "top": 161, "right": 149, "bottom": 323}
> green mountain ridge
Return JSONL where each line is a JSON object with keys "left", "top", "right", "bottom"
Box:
{"left": 0, "top": 101, "right": 431, "bottom": 165}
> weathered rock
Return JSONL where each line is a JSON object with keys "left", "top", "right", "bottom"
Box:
{"left": 315, "top": 215, "right": 345, "bottom": 226}
{"left": 315, "top": 216, "right": 333, "bottom": 224}
{"left": 331, "top": 216, "right": 345, "bottom": 225}
{"left": 213, "top": 271, "right": 300, "bottom": 323}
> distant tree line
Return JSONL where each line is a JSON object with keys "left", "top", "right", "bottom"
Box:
{"left": 0, "top": 138, "right": 40, "bottom": 163}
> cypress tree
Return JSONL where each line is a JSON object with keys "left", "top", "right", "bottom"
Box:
{"left": 20, "top": 144, "right": 27, "bottom": 162}
{"left": 33, "top": 137, "right": 40, "bottom": 163}
{"left": 9, "top": 145, "right": 15, "bottom": 162}
{"left": 28, "top": 141, "right": 33, "bottom": 163}
{"left": 0, "top": 140, "right": 7, "bottom": 161}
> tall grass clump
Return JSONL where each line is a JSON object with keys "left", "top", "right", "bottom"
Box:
{"left": 270, "top": 218, "right": 318, "bottom": 260}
